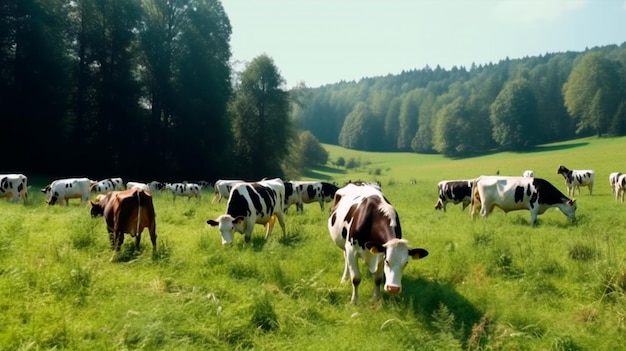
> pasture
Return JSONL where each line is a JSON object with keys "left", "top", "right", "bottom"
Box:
{"left": 1, "top": 136, "right": 626, "bottom": 350}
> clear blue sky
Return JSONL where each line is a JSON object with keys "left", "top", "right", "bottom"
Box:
{"left": 221, "top": 0, "right": 626, "bottom": 89}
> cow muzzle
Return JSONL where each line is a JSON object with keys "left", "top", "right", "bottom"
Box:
{"left": 385, "top": 285, "right": 401, "bottom": 294}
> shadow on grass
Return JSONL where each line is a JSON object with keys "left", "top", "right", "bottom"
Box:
{"left": 304, "top": 165, "right": 346, "bottom": 180}
{"left": 527, "top": 142, "right": 589, "bottom": 153}
{"left": 398, "top": 277, "right": 484, "bottom": 347}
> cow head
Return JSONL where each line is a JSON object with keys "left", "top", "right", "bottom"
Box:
{"left": 434, "top": 198, "right": 444, "bottom": 210}
{"left": 366, "top": 238, "right": 428, "bottom": 294}
{"left": 89, "top": 200, "right": 105, "bottom": 217}
{"left": 207, "top": 215, "right": 246, "bottom": 245}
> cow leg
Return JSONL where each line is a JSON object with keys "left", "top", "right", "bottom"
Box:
{"left": 265, "top": 215, "right": 277, "bottom": 240}
{"left": 135, "top": 233, "right": 142, "bottom": 250}
{"left": 372, "top": 268, "right": 384, "bottom": 301}
{"left": 149, "top": 225, "right": 157, "bottom": 250}
{"left": 276, "top": 212, "right": 286, "bottom": 238}
{"left": 345, "top": 244, "right": 361, "bottom": 304}
{"left": 340, "top": 250, "right": 349, "bottom": 283}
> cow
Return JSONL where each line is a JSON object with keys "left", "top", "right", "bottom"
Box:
{"left": 0, "top": 173, "right": 28, "bottom": 203}
{"left": 613, "top": 173, "right": 626, "bottom": 202}
{"left": 292, "top": 180, "right": 339, "bottom": 212}
{"left": 213, "top": 179, "right": 245, "bottom": 203}
{"left": 41, "top": 177, "right": 94, "bottom": 205}
{"left": 609, "top": 172, "right": 622, "bottom": 196}
{"left": 284, "top": 180, "right": 302, "bottom": 213}
{"left": 522, "top": 170, "right": 534, "bottom": 177}
{"left": 434, "top": 179, "right": 473, "bottom": 212}
{"left": 328, "top": 183, "right": 429, "bottom": 304}
{"left": 166, "top": 182, "right": 202, "bottom": 201}
{"left": 91, "top": 178, "right": 124, "bottom": 194}
{"left": 470, "top": 176, "right": 577, "bottom": 226}
{"left": 126, "top": 181, "right": 150, "bottom": 191}
{"left": 207, "top": 178, "right": 286, "bottom": 245}
{"left": 89, "top": 188, "right": 157, "bottom": 255}
{"left": 557, "top": 165, "right": 594, "bottom": 196}
{"left": 149, "top": 181, "right": 166, "bottom": 192}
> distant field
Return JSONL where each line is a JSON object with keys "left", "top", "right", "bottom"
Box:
{"left": 1, "top": 136, "right": 626, "bottom": 350}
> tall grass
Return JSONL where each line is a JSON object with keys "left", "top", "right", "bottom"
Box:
{"left": 1, "top": 136, "right": 625, "bottom": 350}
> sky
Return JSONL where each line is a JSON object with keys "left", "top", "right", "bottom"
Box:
{"left": 221, "top": 0, "right": 626, "bottom": 89}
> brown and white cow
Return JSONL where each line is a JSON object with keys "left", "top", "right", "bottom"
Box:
{"left": 434, "top": 179, "right": 474, "bottom": 212}
{"left": 328, "top": 183, "right": 429, "bottom": 304}
{"left": 292, "top": 180, "right": 339, "bottom": 212}
{"left": 41, "top": 177, "right": 94, "bottom": 205}
{"left": 470, "top": 176, "right": 577, "bottom": 226}
{"left": 0, "top": 173, "right": 28, "bottom": 203}
{"left": 89, "top": 188, "right": 157, "bottom": 254}
{"left": 207, "top": 178, "right": 286, "bottom": 245}
{"left": 557, "top": 165, "right": 594, "bottom": 196}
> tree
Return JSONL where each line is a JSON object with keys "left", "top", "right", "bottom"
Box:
{"left": 230, "top": 54, "right": 292, "bottom": 179}
{"left": 490, "top": 78, "right": 537, "bottom": 150}
{"left": 562, "top": 52, "right": 623, "bottom": 136}
{"left": 299, "top": 131, "right": 328, "bottom": 166}
{"left": 397, "top": 93, "right": 419, "bottom": 151}
{"left": 338, "top": 102, "right": 378, "bottom": 150}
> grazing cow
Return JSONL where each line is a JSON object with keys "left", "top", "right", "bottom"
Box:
{"left": 292, "top": 180, "right": 339, "bottom": 212}
{"left": 522, "top": 170, "right": 534, "bottom": 177}
{"left": 148, "top": 181, "right": 165, "bottom": 192}
{"left": 91, "top": 178, "right": 124, "bottom": 193}
{"left": 328, "top": 183, "right": 428, "bottom": 304}
{"left": 0, "top": 173, "right": 28, "bottom": 202}
{"left": 284, "top": 180, "right": 302, "bottom": 213}
{"left": 89, "top": 188, "right": 157, "bottom": 254}
{"left": 166, "top": 182, "right": 202, "bottom": 201}
{"left": 470, "top": 176, "right": 577, "bottom": 226}
{"left": 613, "top": 174, "right": 626, "bottom": 202}
{"left": 434, "top": 179, "right": 473, "bottom": 212}
{"left": 557, "top": 165, "right": 594, "bottom": 196}
{"left": 126, "top": 181, "right": 150, "bottom": 191}
{"left": 609, "top": 172, "right": 622, "bottom": 196}
{"left": 207, "top": 178, "right": 286, "bottom": 245}
{"left": 213, "top": 179, "right": 245, "bottom": 203}
{"left": 41, "top": 177, "right": 94, "bottom": 205}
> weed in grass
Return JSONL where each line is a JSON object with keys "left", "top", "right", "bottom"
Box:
{"left": 568, "top": 243, "right": 595, "bottom": 261}
{"left": 250, "top": 293, "right": 278, "bottom": 332}
{"left": 551, "top": 335, "right": 583, "bottom": 351}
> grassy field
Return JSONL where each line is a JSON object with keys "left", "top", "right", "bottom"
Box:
{"left": 1, "top": 136, "right": 626, "bottom": 350}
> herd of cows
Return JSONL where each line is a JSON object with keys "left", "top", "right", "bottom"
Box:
{"left": 0, "top": 164, "right": 618, "bottom": 303}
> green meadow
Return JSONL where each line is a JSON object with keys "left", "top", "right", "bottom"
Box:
{"left": 1, "top": 136, "right": 626, "bottom": 350}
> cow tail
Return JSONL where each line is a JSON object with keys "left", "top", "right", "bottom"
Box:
{"left": 136, "top": 190, "right": 142, "bottom": 235}
{"left": 470, "top": 178, "right": 479, "bottom": 217}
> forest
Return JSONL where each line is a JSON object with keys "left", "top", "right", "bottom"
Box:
{"left": 293, "top": 44, "right": 626, "bottom": 157}
{"left": 3, "top": 0, "right": 626, "bottom": 182}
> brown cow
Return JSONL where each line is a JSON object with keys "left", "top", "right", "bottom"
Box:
{"left": 89, "top": 189, "right": 157, "bottom": 254}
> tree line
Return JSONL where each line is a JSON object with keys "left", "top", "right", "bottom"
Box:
{"left": 293, "top": 44, "right": 626, "bottom": 157}
{"left": 1, "top": 0, "right": 320, "bottom": 183}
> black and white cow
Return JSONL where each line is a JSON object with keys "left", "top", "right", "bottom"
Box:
{"left": 149, "top": 181, "right": 166, "bottom": 192}
{"left": 328, "top": 183, "right": 429, "bottom": 304}
{"left": 0, "top": 173, "right": 28, "bottom": 202}
{"left": 434, "top": 179, "right": 474, "bottom": 212}
{"left": 166, "top": 182, "right": 202, "bottom": 201}
{"left": 609, "top": 172, "right": 622, "bottom": 196}
{"left": 283, "top": 180, "right": 302, "bottom": 213}
{"left": 41, "top": 177, "right": 95, "bottom": 205}
{"left": 91, "top": 177, "right": 124, "bottom": 194}
{"left": 207, "top": 178, "right": 286, "bottom": 245}
{"left": 557, "top": 165, "right": 594, "bottom": 196}
{"left": 470, "top": 176, "right": 577, "bottom": 226}
{"left": 292, "top": 180, "right": 339, "bottom": 212}
{"left": 212, "top": 179, "right": 245, "bottom": 203}
{"left": 126, "top": 181, "right": 150, "bottom": 191}
{"left": 522, "top": 170, "right": 534, "bottom": 177}
{"left": 613, "top": 173, "right": 626, "bottom": 202}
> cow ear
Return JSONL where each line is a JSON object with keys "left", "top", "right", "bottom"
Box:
{"left": 568, "top": 199, "right": 576, "bottom": 206}
{"left": 365, "top": 241, "right": 384, "bottom": 254}
{"left": 233, "top": 216, "right": 245, "bottom": 224}
{"left": 206, "top": 219, "right": 219, "bottom": 227}
{"left": 409, "top": 248, "right": 429, "bottom": 259}
{"left": 89, "top": 200, "right": 95, "bottom": 206}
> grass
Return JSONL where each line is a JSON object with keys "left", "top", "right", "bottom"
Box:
{"left": 1, "top": 135, "right": 626, "bottom": 350}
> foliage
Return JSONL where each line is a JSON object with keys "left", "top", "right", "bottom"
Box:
{"left": 490, "top": 78, "right": 538, "bottom": 150}
{"left": 229, "top": 54, "right": 293, "bottom": 179}
{"left": 563, "top": 52, "right": 625, "bottom": 137}
{"left": 298, "top": 131, "right": 329, "bottom": 166}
